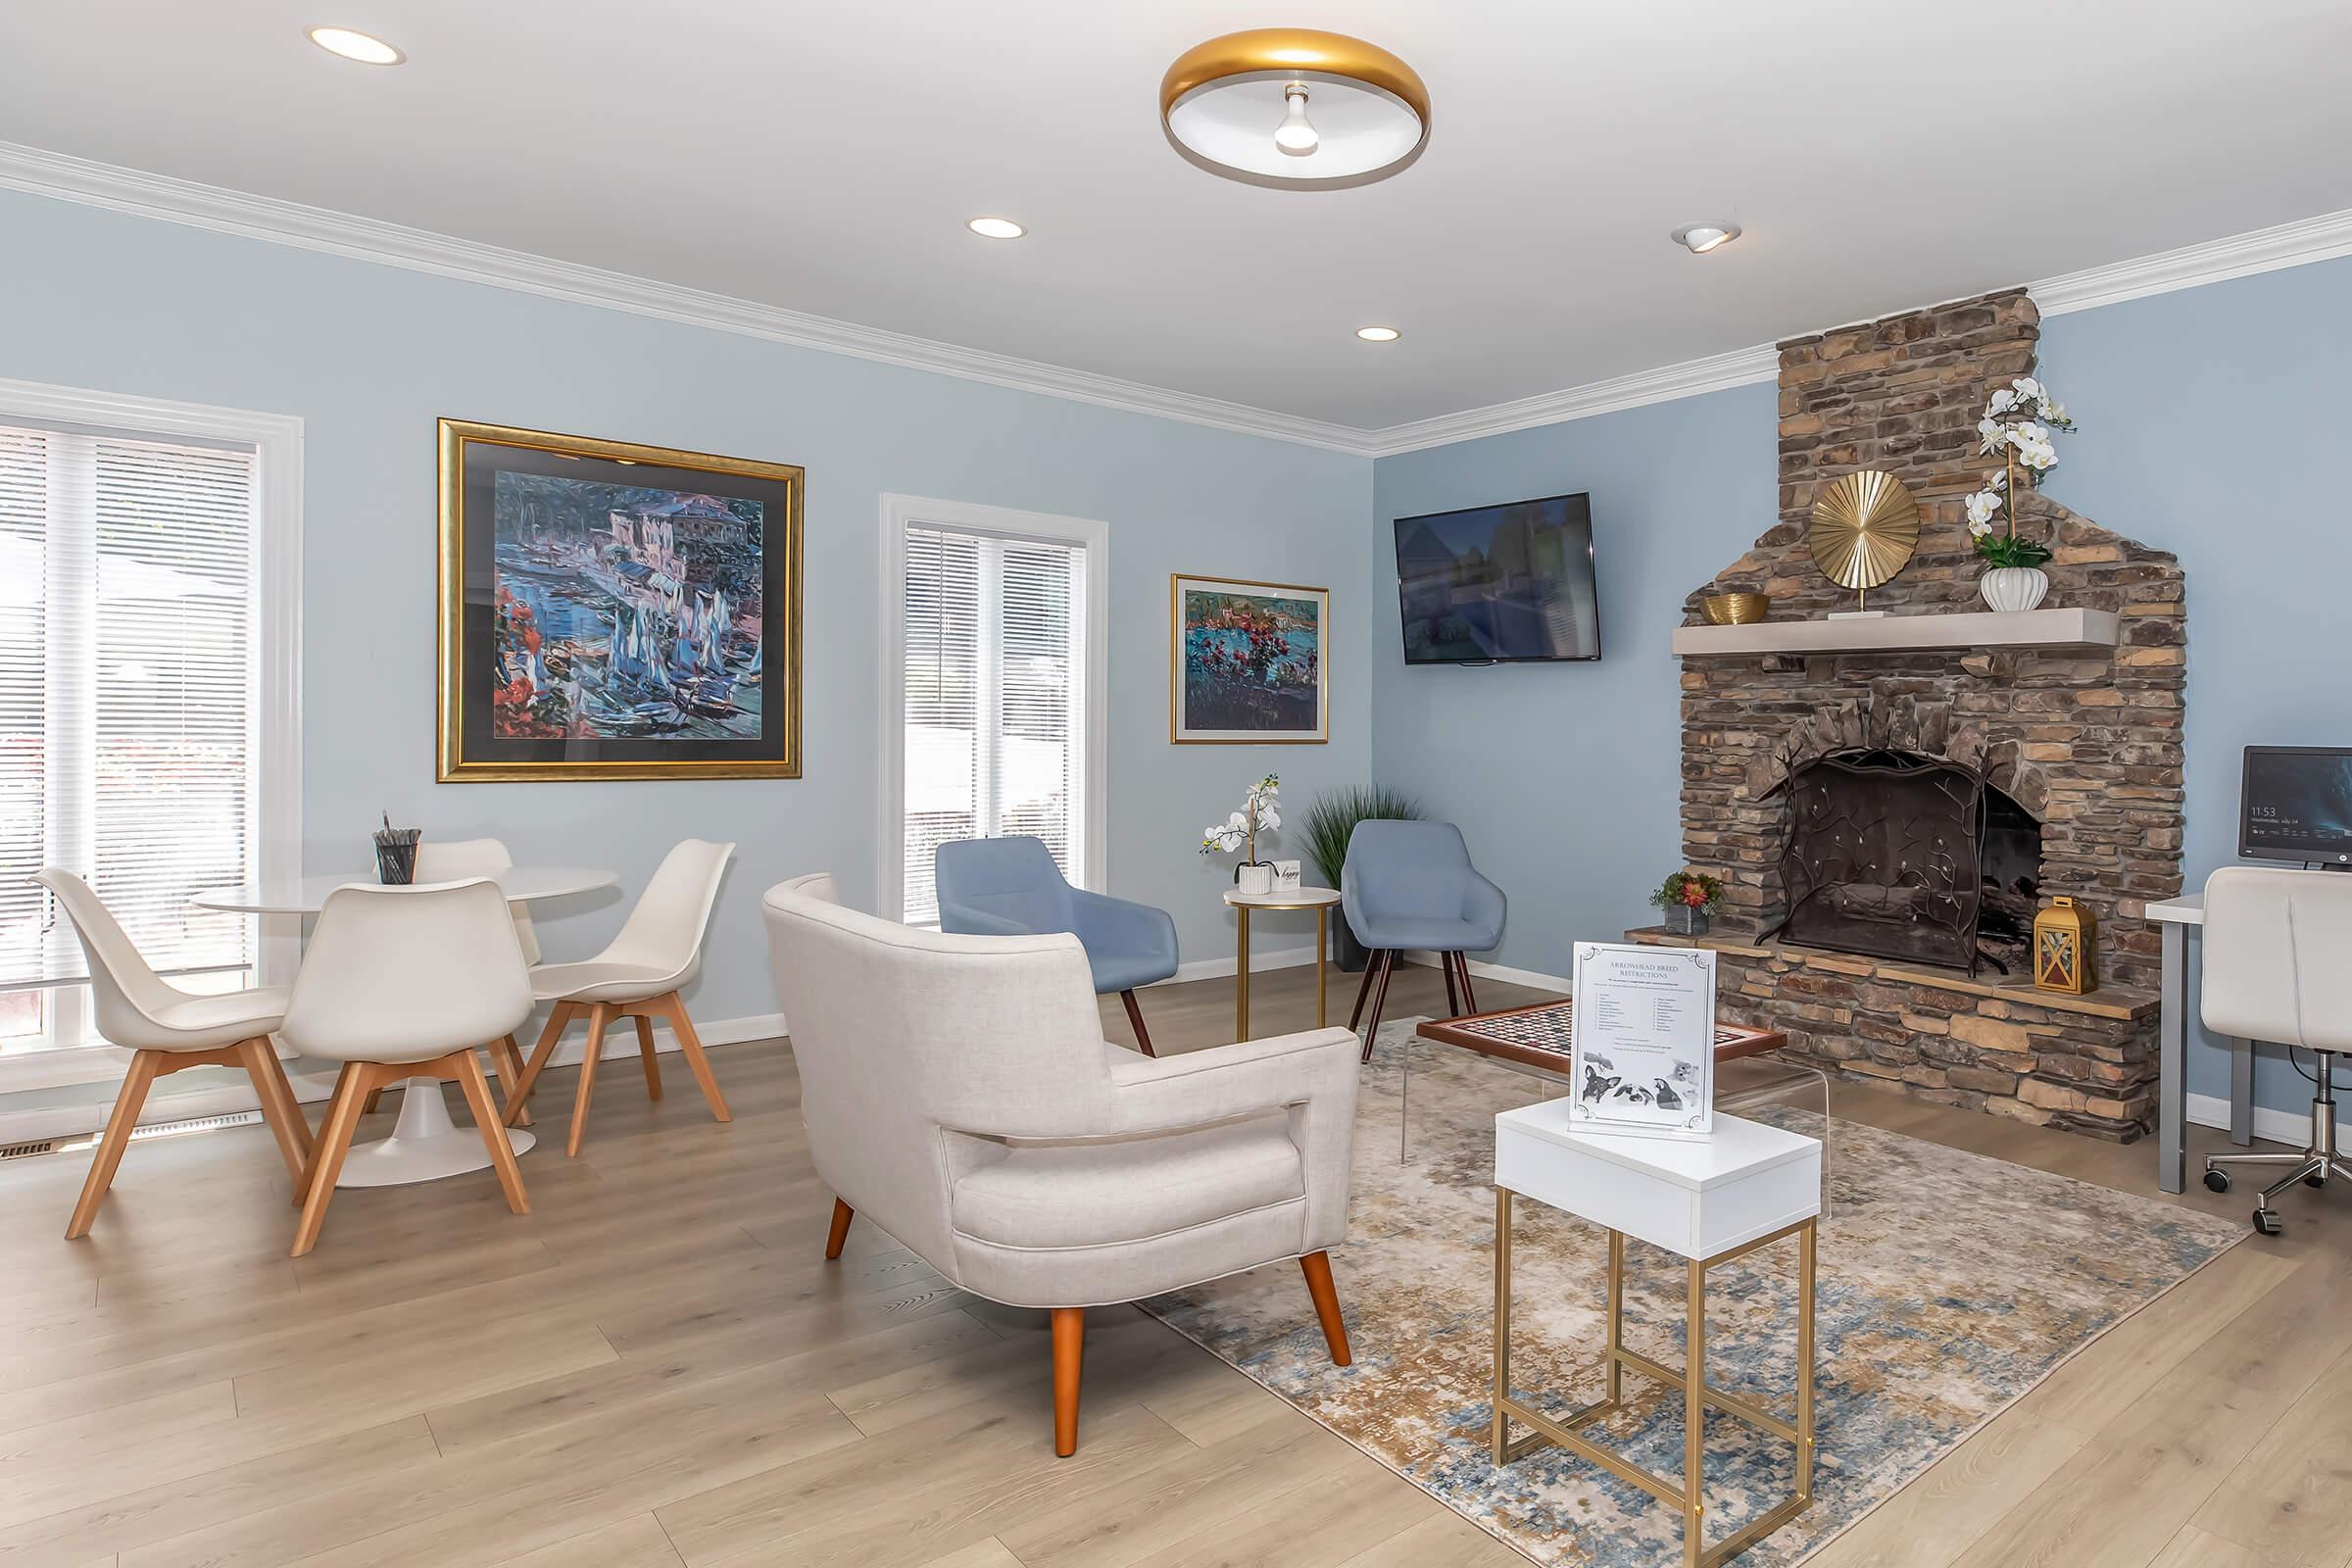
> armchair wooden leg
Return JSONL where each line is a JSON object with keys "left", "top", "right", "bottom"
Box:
{"left": 1348, "top": 956, "right": 1380, "bottom": 1031}
{"left": 292, "top": 1064, "right": 375, "bottom": 1257}
{"left": 234, "top": 1037, "right": 313, "bottom": 1185}
{"left": 482, "top": 1034, "right": 533, "bottom": 1128}
{"left": 66, "top": 1049, "right": 165, "bottom": 1240}
{"left": 1453, "top": 952, "right": 1480, "bottom": 1014}
{"left": 504, "top": 1003, "right": 575, "bottom": 1125}
{"left": 1052, "top": 1307, "right": 1085, "bottom": 1457}
{"left": 451, "top": 1048, "right": 530, "bottom": 1215}
{"left": 1118, "top": 991, "right": 1156, "bottom": 1057}
{"left": 362, "top": 1087, "right": 387, "bottom": 1116}
{"left": 1359, "top": 951, "right": 1396, "bottom": 1064}
{"left": 634, "top": 1014, "right": 662, "bottom": 1100}
{"left": 1299, "top": 1250, "right": 1352, "bottom": 1366}
{"left": 568, "top": 1004, "right": 613, "bottom": 1158}
{"left": 653, "top": 992, "right": 732, "bottom": 1124}
{"left": 824, "top": 1198, "right": 854, "bottom": 1260}
{"left": 1442, "top": 951, "right": 1461, "bottom": 1017}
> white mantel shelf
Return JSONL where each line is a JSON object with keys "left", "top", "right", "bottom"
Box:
{"left": 1671, "top": 607, "right": 2122, "bottom": 658}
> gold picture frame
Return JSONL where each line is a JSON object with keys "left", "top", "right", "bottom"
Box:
{"left": 1170, "top": 573, "right": 1330, "bottom": 745}
{"left": 436, "top": 418, "right": 804, "bottom": 781}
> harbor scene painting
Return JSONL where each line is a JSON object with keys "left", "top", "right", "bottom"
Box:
{"left": 1170, "top": 575, "right": 1329, "bottom": 744}
{"left": 439, "top": 420, "right": 802, "bottom": 780}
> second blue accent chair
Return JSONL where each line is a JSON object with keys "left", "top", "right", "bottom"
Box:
{"left": 1341, "top": 820, "right": 1507, "bottom": 1062}
{"left": 933, "top": 836, "right": 1181, "bottom": 1054}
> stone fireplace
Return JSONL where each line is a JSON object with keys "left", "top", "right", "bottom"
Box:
{"left": 1639, "top": 288, "right": 2186, "bottom": 1142}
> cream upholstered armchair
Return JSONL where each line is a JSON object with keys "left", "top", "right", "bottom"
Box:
{"left": 763, "top": 873, "right": 1360, "bottom": 1456}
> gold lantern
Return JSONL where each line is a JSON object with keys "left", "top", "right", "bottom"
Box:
{"left": 2034, "top": 896, "right": 2097, "bottom": 995}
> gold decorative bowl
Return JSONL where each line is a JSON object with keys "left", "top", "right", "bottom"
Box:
{"left": 1700, "top": 592, "right": 1770, "bottom": 625}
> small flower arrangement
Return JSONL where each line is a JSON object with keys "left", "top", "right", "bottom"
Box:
{"left": 1647, "top": 869, "right": 1724, "bottom": 916}
{"left": 1963, "top": 376, "right": 2077, "bottom": 566}
{"left": 1200, "top": 773, "right": 1281, "bottom": 863}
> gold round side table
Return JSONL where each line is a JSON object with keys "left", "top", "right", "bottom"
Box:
{"left": 1222, "top": 886, "right": 1344, "bottom": 1042}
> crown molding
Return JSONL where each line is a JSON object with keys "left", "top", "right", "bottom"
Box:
{"left": 2029, "top": 205, "right": 2352, "bottom": 317}
{"left": 1355, "top": 341, "right": 1781, "bottom": 457}
{"left": 0, "top": 140, "right": 1373, "bottom": 456}
{"left": 4, "top": 139, "right": 2348, "bottom": 461}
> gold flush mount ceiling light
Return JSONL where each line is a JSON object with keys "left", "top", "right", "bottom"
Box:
{"left": 1161, "top": 29, "right": 1429, "bottom": 187}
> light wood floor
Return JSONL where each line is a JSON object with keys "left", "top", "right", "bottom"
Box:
{"left": 0, "top": 961, "right": 2342, "bottom": 1568}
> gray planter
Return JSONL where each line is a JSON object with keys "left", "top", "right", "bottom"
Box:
{"left": 1664, "top": 906, "right": 1711, "bottom": 937}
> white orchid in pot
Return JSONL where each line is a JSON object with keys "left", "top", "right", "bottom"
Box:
{"left": 1964, "top": 376, "right": 2076, "bottom": 612}
{"left": 1201, "top": 773, "right": 1281, "bottom": 896}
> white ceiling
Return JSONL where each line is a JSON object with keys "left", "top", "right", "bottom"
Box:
{"left": 4, "top": 1, "right": 2350, "bottom": 433}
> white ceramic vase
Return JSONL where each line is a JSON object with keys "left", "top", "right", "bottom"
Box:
{"left": 1979, "top": 565, "right": 2050, "bottom": 612}
{"left": 1235, "top": 862, "right": 1275, "bottom": 897}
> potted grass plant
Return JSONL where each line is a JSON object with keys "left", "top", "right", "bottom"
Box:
{"left": 1301, "top": 785, "right": 1423, "bottom": 971}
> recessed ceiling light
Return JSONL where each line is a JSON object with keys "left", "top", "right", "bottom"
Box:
{"left": 966, "top": 217, "right": 1025, "bottom": 240}
{"left": 1670, "top": 222, "right": 1741, "bottom": 255}
{"left": 1355, "top": 325, "right": 1400, "bottom": 343}
{"left": 308, "top": 26, "right": 405, "bottom": 65}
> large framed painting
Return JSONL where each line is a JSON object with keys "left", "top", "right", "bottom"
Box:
{"left": 1170, "top": 574, "right": 1329, "bottom": 745}
{"left": 437, "top": 419, "right": 803, "bottom": 781}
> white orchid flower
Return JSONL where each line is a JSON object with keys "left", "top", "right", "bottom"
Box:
{"left": 1977, "top": 417, "right": 2007, "bottom": 454}
{"left": 1964, "top": 489, "right": 2002, "bottom": 528}
{"left": 1987, "top": 388, "right": 2016, "bottom": 416}
{"left": 2013, "top": 376, "right": 2042, "bottom": 399}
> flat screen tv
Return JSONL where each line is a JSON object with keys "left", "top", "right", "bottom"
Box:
{"left": 1394, "top": 492, "right": 1599, "bottom": 664}
{"left": 2240, "top": 746, "right": 2352, "bottom": 865}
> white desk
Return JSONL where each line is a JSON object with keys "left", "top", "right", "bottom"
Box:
{"left": 191, "top": 866, "right": 617, "bottom": 1187}
{"left": 2147, "top": 894, "right": 2255, "bottom": 1195}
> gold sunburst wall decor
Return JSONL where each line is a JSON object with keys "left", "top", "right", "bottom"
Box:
{"left": 1809, "top": 470, "right": 1921, "bottom": 612}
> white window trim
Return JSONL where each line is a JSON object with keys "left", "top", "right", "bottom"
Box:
{"left": 877, "top": 494, "right": 1108, "bottom": 923}
{"left": 0, "top": 376, "right": 302, "bottom": 1095}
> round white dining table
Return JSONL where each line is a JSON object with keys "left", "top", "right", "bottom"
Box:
{"left": 190, "top": 866, "right": 618, "bottom": 1188}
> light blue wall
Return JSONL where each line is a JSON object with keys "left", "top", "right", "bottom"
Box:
{"left": 1371, "top": 258, "right": 2352, "bottom": 1120}
{"left": 0, "top": 188, "right": 1373, "bottom": 1030}
{"left": 1370, "top": 384, "right": 1780, "bottom": 977}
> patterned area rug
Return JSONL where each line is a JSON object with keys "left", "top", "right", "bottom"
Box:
{"left": 1141, "top": 1019, "right": 2243, "bottom": 1567}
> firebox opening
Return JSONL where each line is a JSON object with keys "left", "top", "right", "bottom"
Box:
{"left": 1770, "top": 747, "right": 2041, "bottom": 975}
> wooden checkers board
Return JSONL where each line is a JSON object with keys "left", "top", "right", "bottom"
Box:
{"left": 1415, "top": 999, "right": 1788, "bottom": 1077}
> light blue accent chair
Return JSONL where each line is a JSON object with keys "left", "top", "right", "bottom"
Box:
{"left": 1341, "top": 820, "right": 1506, "bottom": 1062}
{"left": 933, "top": 836, "right": 1180, "bottom": 1055}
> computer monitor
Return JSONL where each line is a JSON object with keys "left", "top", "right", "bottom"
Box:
{"left": 2239, "top": 746, "right": 2352, "bottom": 865}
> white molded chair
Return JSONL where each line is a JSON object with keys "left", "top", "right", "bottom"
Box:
{"left": 280, "top": 879, "right": 535, "bottom": 1256}
{"left": 2198, "top": 865, "right": 2352, "bottom": 1234}
{"left": 505, "top": 839, "right": 735, "bottom": 1155}
{"left": 763, "top": 872, "right": 1359, "bottom": 1457}
{"left": 360, "top": 838, "right": 539, "bottom": 1125}
{"left": 34, "top": 869, "right": 313, "bottom": 1240}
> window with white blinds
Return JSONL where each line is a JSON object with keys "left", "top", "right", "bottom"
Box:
{"left": 898, "top": 520, "right": 1093, "bottom": 926}
{"left": 0, "top": 418, "right": 264, "bottom": 1053}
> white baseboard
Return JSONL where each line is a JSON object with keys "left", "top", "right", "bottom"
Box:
{"left": 1400, "top": 950, "right": 1572, "bottom": 996}
{"left": 2184, "top": 1091, "right": 2350, "bottom": 1148}
{"left": 1156, "top": 947, "right": 1318, "bottom": 986}
{"left": 0, "top": 1007, "right": 789, "bottom": 1147}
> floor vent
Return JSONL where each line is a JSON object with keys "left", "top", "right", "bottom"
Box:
{"left": 128, "top": 1109, "right": 265, "bottom": 1143}
{"left": 0, "top": 1139, "right": 58, "bottom": 1161}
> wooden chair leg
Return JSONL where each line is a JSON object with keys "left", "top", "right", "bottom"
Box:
{"left": 1051, "top": 1306, "right": 1085, "bottom": 1456}
{"left": 504, "top": 1003, "right": 574, "bottom": 1126}
{"left": 1118, "top": 991, "right": 1156, "bottom": 1057}
{"left": 66, "top": 1050, "right": 165, "bottom": 1240}
{"left": 1348, "top": 955, "right": 1381, "bottom": 1031}
{"left": 634, "top": 1013, "right": 662, "bottom": 1100}
{"left": 1442, "top": 950, "right": 1461, "bottom": 1017}
{"left": 824, "top": 1198, "right": 854, "bottom": 1260}
{"left": 292, "top": 1065, "right": 374, "bottom": 1257}
{"left": 451, "top": 1048, "right": 530, "bottom": 1215}
{"left": 1359, "top": 951, "right": 1396, "bottom": 1064}
{"left": 1299, "top": 1250, "right": 1353, "bottom": 1366}
{"left": 488, "top": 1033, "right": 533, "bottom": 1128}
{"left": 233, "top": 1037, "right": 312, "bottom": 1185}
{"left": 1454, "top": 952, "right": 1480, "bottom": 1014}
{"left": 568, "top": 1004, "right": 612, "bottom": 1158}
{"left": 362, "top": 1087, "right": 386, "bottom": 1116}
{"left": 655, "top": 992, "right": 731, "bottom": 1124}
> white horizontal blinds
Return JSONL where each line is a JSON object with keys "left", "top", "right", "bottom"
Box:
{"left": 0, "top": 420, "right": 260, "bottom": 1043}
{"left": 900, "top": 523, "right": 1088, "bottom": 926}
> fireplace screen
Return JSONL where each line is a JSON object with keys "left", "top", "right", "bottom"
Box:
{"left": 1771, "top": 748, "right": 2034, "bottom": 974}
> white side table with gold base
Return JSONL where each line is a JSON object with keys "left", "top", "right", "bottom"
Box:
{"left": 1493, "top": 1101, "right": 1823, "bottom": 1568}
{"left": 1223, "top": 886, "right": 1343, "bottom": 1043}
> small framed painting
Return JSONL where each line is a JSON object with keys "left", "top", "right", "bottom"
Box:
{"left": 1170, "top": 575, "right": 1329, "bottom": 745}
{"left": 437, "top": 418, "right": 803, "bottom": 781}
